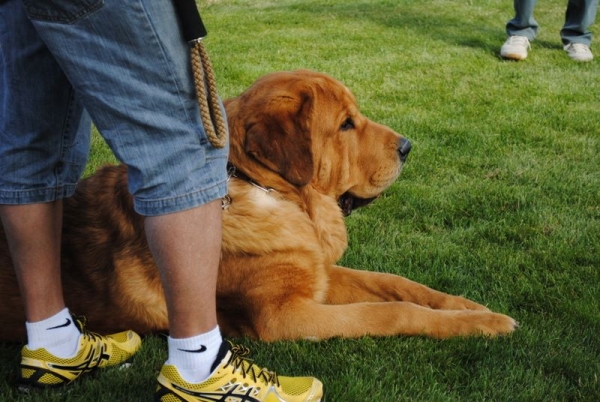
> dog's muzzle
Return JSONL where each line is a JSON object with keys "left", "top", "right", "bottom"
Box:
{"left": 399, "top": 138, "right": 411, "bottom": 163}
{"left": 339, "top": 137, "right": 412, "bottom": 217}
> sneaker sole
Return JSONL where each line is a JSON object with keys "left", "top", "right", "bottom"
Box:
{"left": 154, "top": 383, "right": 324, "bottom": 402}
{"left": 18, "top": 358, "right": 136, "bottom": 392}
{"left": 501, "top": 52, "right": 527, "bottom": 60}
{"left": 568, "top": 56, "right": 593, "bottom": 62}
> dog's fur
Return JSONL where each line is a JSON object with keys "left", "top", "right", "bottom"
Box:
{"left": 0, "top": 70, "right": 516, "bottom": 342}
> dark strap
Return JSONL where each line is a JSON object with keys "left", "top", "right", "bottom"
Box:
{"left": 172, "top": 0, "right": 208, "bottom": 41}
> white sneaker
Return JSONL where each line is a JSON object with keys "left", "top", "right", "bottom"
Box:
{"left": 564, "top": 43, "right": 593, "bottom": 62}
{"left": 500, "top": 36, "right": 530, "bottom": 60}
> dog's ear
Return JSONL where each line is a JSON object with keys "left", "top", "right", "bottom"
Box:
{"left": 245, "top": 91, "right": 314, "bottom": 187}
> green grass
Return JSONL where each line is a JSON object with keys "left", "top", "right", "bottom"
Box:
{"left": 2, "top": 0, "right": 599, "bottom": 400}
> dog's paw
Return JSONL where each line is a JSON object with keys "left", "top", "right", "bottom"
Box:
{"left": 434, "top": 310, "right": 518, "bottom": 338}
{"left": 464, "top": 311, "right": 518, "bottom": 337}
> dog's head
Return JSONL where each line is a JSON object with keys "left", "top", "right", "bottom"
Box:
{"left": 225, "top": 70, "right": 411, "bottom": 216}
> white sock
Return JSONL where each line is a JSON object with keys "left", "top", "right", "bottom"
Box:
{"left": 166, "top": 325, "right": 223, "bottom": 383}
{"left": 25, "top": 308, "right": 81, "bottom": 358}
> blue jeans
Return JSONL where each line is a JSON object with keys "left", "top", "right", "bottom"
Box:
{"left": 506, "top": 0, "right": 599, "bottom": 45}
{"left": 506, "top": 0, "right": 598, "bottom": 46}
{"left": 0, "top": 0, "right": 229, "bottom": 216}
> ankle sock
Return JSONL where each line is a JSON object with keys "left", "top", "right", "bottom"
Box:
{"left": 166, "top": 325, "right": 223, "bottom": 383}
{"left": 25, "top": 308, "right": 81, "bottom": 358}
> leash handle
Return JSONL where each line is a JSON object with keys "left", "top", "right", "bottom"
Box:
{"left": 190, "top": 39, "right": 228, "bottom": 148}
{"left": 173, "top": 0, "right": 228, "bottom": 148}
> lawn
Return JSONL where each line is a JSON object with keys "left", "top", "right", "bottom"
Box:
{"left": 1, "top": 0, "right": 599, "bottom": 400}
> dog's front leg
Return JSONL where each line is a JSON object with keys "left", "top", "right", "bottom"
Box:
{"left": 251, "top": 297, "right": 517, "bottom": 341}
{"left": 325, "top": 265, "right": 490, "bottom": 311}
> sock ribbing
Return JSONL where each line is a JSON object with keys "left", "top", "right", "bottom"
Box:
{"left": 25, "top": 308, "right": 81, "bottom": 357}
{"left": 166, "top": 325, "right": 223, "bottom": 383}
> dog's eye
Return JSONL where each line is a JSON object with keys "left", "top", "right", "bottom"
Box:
{"left": 340, "top": 118, "right": 355, "bottom": 131}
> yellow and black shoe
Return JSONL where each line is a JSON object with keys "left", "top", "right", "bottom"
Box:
{"left": 18, "top": 316, "right": 141, "bottom": 389}
{"left": 155, "top": 341, "right": 323, "bottom": 402}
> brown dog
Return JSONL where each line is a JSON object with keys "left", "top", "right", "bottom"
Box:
{"left": 0, "top": 70, "right": 517, "bottom": 342}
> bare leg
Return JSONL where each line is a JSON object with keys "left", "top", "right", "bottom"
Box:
{"left": 144, "top": 199, "right": 222, "bottom": 339}
{"left": 0, "top": 201, "right": 65, "bottom": 323}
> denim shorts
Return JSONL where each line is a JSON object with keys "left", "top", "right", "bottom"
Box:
{"left": 0, "top": 0, "right": 229, "bottom": 216}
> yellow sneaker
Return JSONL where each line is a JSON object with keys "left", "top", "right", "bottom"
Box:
{"left": 155, "top": 341, "right": 323, "bottom": 402}
{"left": 18, "top": 316, "right": 141, "bottom": 389}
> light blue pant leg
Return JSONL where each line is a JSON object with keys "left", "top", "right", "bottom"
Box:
{"left": 561, "top": 0, "right": 598, "bottom": 46}
{"left": 506, "top": 0, "right": 539, "bottom": 40}
{"left": 19, "top": 0, "right": 229, "bottom": 215}
{"left": 0, "top": 0, "right": 91, "bottom": 204}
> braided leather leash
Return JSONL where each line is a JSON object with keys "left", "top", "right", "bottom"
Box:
{"left": 174, "top": 0, "right": 227, "bottom": 149}
{"left": 190, "top": 39, "right": 227, "bottom": 148}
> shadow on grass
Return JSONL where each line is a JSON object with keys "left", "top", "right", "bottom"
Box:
{"left": 274, "top": 1, "right": 510, "bottom": 54}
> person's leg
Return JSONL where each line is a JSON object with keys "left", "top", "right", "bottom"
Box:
{"left": 501, "top": 0, "right": 539, "bottom": 60}
{"left": 0, "top": 0, "right": 140, "bottom": 389}
{"left": 145, "top": 201, "right": 222, "bottom": 339}
{"left": 0, "top": 0, "right": 91, "bottom": 353}
{"left": 561, "top": 0, "right": 598, "bottom": 45}
{"left": 0, "top": 202, "right": 64, "bottom": 323}
{"left": 0, "top": 200, "right": 65, "bottom": 322}
{"left": 23, "top": 0, "right": 229, "bottom": 381}
{"left": 506, "top": 0, "right": 540, "bottom": 40}
{"left": 146, "top": 201, "right": 225, "bottom": 383}
{"left": 0, "top": 201, "right": 84, "bottom": 358}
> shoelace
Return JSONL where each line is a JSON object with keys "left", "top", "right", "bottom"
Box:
{"left": 507, "top": 36, "right": 530, "bottom": 47}
{"left": 73, "top": 316, "right": 110, "bottom": 364}
{"left": 228, "top": 345, "right": 280, "bottom": 387}
{"left": 73, "top": 316, "right": 100, "bottom": 341}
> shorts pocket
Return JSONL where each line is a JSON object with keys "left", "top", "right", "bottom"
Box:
{"left": 23, "top": 0, "right": 104, "bottom": 24}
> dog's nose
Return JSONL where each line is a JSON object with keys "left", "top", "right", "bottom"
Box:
{"left": 398, "top": 138, "right": 411, "bottom": 162}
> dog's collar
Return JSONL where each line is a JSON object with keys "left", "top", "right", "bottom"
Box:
{"left": 222, "top": 163, "right": 274, "bottom": 210}
{"left": 227, "top": 163, "right": 274, "bottom": 193}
